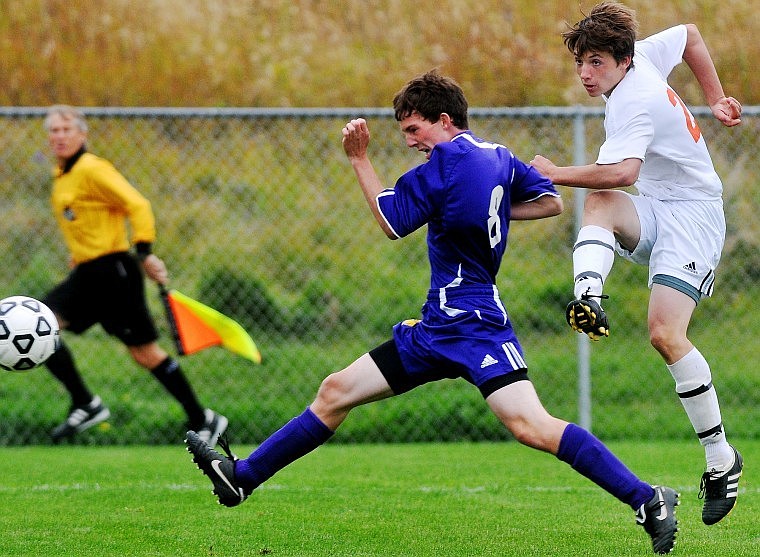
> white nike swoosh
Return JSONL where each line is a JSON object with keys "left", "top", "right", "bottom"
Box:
{"left": 211, "top": 459, "right": 240, "bottom": 497}
{"left": 655, "top": 489, "right": 668, "bottom": 521}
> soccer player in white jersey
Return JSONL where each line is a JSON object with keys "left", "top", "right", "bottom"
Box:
{"left": 187, "top": 69, "right": 680, "bottom": 554}
{"left": 530, "top": 2, "right": 743, "bottom": 526}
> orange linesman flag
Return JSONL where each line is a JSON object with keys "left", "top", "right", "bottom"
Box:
{"left": 160, "top": 286, "right": 261, "bottom": 364}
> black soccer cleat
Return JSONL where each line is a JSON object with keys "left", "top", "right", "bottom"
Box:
{"left": 185, "top": 430, "right": 249, "bottom": 507}
{"left": 566, "top": 291, "right": 610, "bottom": 340}
{"left": 635, "top": 485, "right": 679, "bottom": 555}
{"left": 699, "top": 446, "right": 743, "bottom": 525}
{"left": 51, "top": 395, "right": 111, "bottom": 442}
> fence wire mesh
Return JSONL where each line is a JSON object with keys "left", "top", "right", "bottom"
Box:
{"left": 0, "top": 107, "right": 758, "bottom": 445}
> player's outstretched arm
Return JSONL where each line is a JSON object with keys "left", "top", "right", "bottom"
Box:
{"left": 682, "top": 23, "right": 742, "bottom": 127}
{"left": 530, "top": 155, "right": 641, "bottom": 190}
{"left": 342, "top": 118, "right": 395, "bottom": 239}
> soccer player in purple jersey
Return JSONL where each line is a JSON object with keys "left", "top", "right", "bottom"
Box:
{"left": 187, "top": 70, "right": 678, "bottom": 554}
{"left": 530, "top": 2, "right": 742, "bottom": 526}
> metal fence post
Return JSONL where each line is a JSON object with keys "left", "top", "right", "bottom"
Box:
{"left": 573, "top": 109, "right": 592, "bottom": 432}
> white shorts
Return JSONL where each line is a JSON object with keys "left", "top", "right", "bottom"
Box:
{"left": 616, "top": 193, "right": 725, "bottom": 301}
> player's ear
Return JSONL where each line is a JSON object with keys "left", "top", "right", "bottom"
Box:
{"left": 439, "top": 113, "right": 452, "bottom": 129}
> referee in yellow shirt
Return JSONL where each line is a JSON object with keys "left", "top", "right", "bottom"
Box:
{"left": 41, "top": 105, "right": 227, "bottom": 447}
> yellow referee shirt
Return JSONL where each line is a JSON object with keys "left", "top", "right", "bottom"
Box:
{"left": 51, "top": 152, "right": 156, "bottom": 265}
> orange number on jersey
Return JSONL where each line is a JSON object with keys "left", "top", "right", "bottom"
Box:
{"left": 667, "top": 87, "right": 701, "bottom": 143}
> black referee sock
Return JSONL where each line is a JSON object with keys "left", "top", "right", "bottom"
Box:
{"left": 44, "top": 341, "right": 94, "bottom": 407}
{"left": 150, "top": 357, "right": 206, "bottom": 428}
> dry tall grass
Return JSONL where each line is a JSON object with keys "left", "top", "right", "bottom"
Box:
{"left": 1, "top": 0, "right": 757, "bottom": 107}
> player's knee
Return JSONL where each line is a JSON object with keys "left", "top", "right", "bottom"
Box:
{"left": 583, "top": 190, "right": 614, "bottom": 213}
{"left": 510, "top": 425, "right": 535, "bottom": 446}
{"left": 503, "top": 418, "right": 545, "bottom": 449}
{"left": 314, "top": 372, "right": 349, "bottom": 411}
{"left": 130, "top": 343, "right": 167, "bottom": 369}
{"left": 648, "top": 324, "right": 684, "bottom": 361}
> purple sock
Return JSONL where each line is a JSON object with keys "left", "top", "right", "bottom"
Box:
{"left": 557, "top": 423, "right": 654, "bottom": 510}
{"left": 234, "top": 407, "right": 334, "bottom": 490}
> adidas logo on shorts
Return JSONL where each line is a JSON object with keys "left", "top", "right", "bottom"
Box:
{"left": 480, "top": 354, "right": 498, "bottom": 368}
{"left": 683, "top": 261, "right": 698, "bottom": 274}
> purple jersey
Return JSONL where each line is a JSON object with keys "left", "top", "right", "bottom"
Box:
{"left": 377, "top": 132, "right": 558, "bottom": 290}
{"left": 376, "top": 132, "right": 558, "bottom": 388}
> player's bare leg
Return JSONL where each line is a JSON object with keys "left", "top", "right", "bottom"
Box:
{"left": 187, "top": 354, "right": 394, "bottom": 506}
{"left": 649, "top": 284, "right": 741, "bottom": 524}
{"left": 487, "top": 380, "right": 678, "bottom": 553}
{"left": 567, "top": 192, "right": 640, "bottom": 340}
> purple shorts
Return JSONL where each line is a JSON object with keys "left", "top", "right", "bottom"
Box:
{"left": 371, "top": 286, "right": 529, "bottom": 397}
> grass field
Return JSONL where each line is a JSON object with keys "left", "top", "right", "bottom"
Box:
{"left": 1, "top": 440, "right": 756, "bottom": 556}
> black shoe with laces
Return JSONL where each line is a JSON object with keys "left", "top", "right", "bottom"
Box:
{"left": 635, "top": 485, "right": 679, "bottom": 555}
{"left": 700, "top": 446, "right": 743, "bottom": 525}
{"left": 185, "top": 430, "right": 249, "bottom": 507}
{"left": 51, "top": 395, "right": 111, "bottom": 442}
{"left": 566, "top": 290, "right": 610, "bottom": 340}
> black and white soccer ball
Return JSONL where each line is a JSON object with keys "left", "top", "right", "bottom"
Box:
{"left": 0, "top": 296, "right": 60, "bottom": 372}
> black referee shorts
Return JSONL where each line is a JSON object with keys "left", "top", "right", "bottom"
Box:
{"left": 43, "top": 252, "right": 159, "bottom": 346}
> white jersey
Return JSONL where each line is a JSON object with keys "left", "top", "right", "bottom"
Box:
{"left": 597, "top": 25, "right": 723, "bottom": 201}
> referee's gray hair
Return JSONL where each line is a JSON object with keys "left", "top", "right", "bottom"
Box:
{"left": 44, "top": 105, "right": 88, "bottom": 133}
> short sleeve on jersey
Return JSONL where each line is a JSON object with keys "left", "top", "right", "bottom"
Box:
{"left": 597, "top": 106, "right": 653, "bottom": 164}
{"left": 510, "top": 156, "right": 557, "bottom": 203}
{"left": 377, "top": 152, "right": 447, "bottom": 238}
{"left": 635, "top": 25, "right": 687, "bottom": 79}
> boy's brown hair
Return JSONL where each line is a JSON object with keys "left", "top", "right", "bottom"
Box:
{"left": 393, "top": 69, "right": 469, "bottom": 130}
{"left": 562, "top": 2, "right": 639, "bottom": 65}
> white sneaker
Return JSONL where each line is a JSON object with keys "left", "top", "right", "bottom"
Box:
{"left": 51, "top": 395, "right": 111, "bottom": 442}
{"left": 195, "top": 409, "right": 228, "bottom": 448}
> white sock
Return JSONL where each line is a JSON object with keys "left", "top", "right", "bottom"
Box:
{"left": 667, "top": 347, "right": 733, "bottom": 472}
{"left": 572, "top": 225, "right": 616, "bottom": 300}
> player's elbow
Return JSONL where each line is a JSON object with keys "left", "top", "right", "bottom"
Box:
{"left": 377, "top": 220, "right": 399, "bottom": 240}
{"left": 546, "top": 196, "right": 563, "bottom": 216}
{"left": 533, "top": 195, "right": 564, "bottom": 219}
{"left": 620, "top": 158, "right": 642, "bottom": 185}
{"left": 617, "top": 168, "right": 640, "bottom": 187}
{"left": 684, "top": 23, "right": 701, "bottom": 48}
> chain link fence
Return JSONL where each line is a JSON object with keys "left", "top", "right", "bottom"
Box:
{"left": 1, "top": 106, "right": 758, "bottom": 445}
